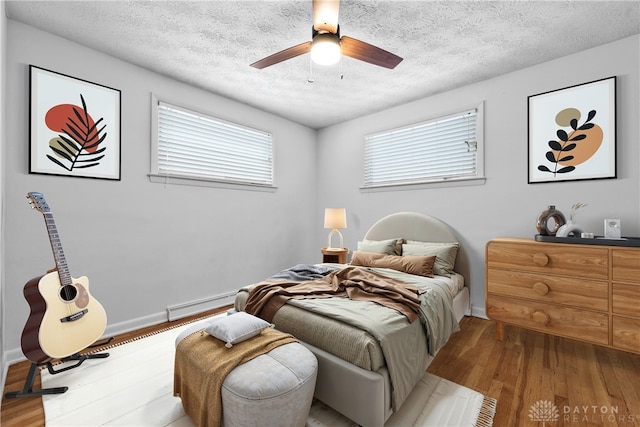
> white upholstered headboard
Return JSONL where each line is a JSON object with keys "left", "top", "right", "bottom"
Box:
{"left": 363, "top": 212, "right": 469, "bottom": 283}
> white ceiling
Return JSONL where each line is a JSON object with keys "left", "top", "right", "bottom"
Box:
{"left": 6, "top": 1, "right": 639, "bottom": 129}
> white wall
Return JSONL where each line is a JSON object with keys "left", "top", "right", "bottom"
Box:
{"left": 1, "top": 0, "right": 7, "bottom": 388}
{"left": 316, "top": 35, "right": 640, "bottom": 318}
{"left": 2, "top": 21, "right": 319, "bottom": 362}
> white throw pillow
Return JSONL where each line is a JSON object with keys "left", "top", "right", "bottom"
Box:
{"left": 205, "top": 311, "right": 273, "bottom": 348}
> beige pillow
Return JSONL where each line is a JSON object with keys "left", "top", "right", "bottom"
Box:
{"left": 357, "top": 238, "right": 403, "bottom": 255}
{"left": 402, "top": 241, "right": 459, "bottom": 276}
{"left": 351, "top": 251, "right": 435, "bottom": 277}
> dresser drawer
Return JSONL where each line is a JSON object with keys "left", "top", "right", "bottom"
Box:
{"left": 486, "top": 295, "right": 609, "bottom": 345}
{"left": 612, "top": 248, "right": 640, "bottom": 283}
{"left": 487, "top": 269, "right": 608, "bottom": 311}
{"left": 613, "top": 283, "right": 640, "bottom": 317}
{"left": 613, "top": 316, "right": 640, "bottom": 353}
{"left": 487, "top": 240, "right": 608, "bottom": 280}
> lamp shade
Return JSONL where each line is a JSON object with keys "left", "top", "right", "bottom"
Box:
{"left": 324, "top": 208, "right": 347, "bottom": 229}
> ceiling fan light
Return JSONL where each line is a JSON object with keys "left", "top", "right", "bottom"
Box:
{"left": 310, "top": 33, "right": 341, "bottom": 66}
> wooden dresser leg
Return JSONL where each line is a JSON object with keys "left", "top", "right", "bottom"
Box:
{"left": 495, "top": 322, "right": 505, "bottom": 341}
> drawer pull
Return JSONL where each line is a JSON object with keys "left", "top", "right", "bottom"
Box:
{"left": 532, "top": 310, "right": 551, "bottom": 325}
{"left": 533, "top": 253, "right": 549, "bottom": 266}
{"left": 533, "top": 282, "right": 550, "bottom": 295}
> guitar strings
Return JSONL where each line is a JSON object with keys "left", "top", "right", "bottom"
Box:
{"left": 45, "top": 211, "right": 74, "bottom": 315}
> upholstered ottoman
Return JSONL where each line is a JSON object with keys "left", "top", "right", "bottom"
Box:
{"left": 175, "top": 313, "right": 318, "bottom": 427}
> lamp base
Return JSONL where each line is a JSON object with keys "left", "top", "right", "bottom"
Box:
{"left": 327, "top": 229, "right": 344, "bottom": 250}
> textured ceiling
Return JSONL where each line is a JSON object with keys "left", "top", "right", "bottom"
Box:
{"left": 6, "top": 1, "right": 640, "bottom": 129}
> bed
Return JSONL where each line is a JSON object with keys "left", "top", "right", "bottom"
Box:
{"left": 234, "top": 212, "right": 470, "bottom": 427}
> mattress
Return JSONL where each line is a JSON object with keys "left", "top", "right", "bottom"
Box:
{"left": 234, "top": 265, "right": 464, "bottom": 372}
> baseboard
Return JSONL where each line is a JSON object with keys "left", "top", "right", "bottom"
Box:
{"left": 166, "top": 291, "right": 236, "bottom": 321}
{"left": 1, "top": 355, "right": 7, "bottom": 400}
{"left": 5, "top": 347, "right": 25, "bottom": 367}
{"left": 471, "top": 304, "right": 488, "bottom": 319}
{"left": 3, "top": 294, "right": 235, "bottom": 367}
{"left": 103, "top": 311, "right": 167, "bottom": 340}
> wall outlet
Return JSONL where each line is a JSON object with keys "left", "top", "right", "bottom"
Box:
{"left": 604, "top": 219, "right": 621, "bottom": 239}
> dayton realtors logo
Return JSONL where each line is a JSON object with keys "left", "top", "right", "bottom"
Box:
{"left": 529, "top": 400, "right": 560, "bottom": 426}
{"left": 529, "top": 400, "right": 639, "bottom": 425}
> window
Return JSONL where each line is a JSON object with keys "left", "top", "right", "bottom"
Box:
{"left": 150, "top": 100, "right": 274, "bottom": 188}
{"left": 363, "top": 103, "right": 484, "bottom": 188}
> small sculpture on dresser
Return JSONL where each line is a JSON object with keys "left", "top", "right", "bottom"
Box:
{"left": 556, "top": 202, "right": 587, "bottom": 238}
{"left": 536, "top": 205, "right": 566, "bottom": 236}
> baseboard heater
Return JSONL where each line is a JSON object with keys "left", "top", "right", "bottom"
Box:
{"left": 166, "top": 291, "right": 236, "bottom": 322}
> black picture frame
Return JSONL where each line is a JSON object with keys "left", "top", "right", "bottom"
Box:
{"left": 528, "top": 76, "right": 616, "bottom": 184}
{"left": 29, "top": 65, "right": 121, "bottom": 180}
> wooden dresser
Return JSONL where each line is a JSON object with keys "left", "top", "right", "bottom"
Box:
{"left": 486, "top": 237, "right": 640, "bottom": 354}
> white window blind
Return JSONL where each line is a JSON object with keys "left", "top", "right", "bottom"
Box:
{"left": 156, "top": 101, "right": 273, "bottom": 186}
{"left": 363, "top": 108, "right": 480, "bottom": 188}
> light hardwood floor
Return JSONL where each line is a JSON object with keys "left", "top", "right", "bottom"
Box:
{"left": 427, "top": 317, "right": 640, "bottom": 427}
{"left": 3, "top": 313, "right": 639, "bottom": 426}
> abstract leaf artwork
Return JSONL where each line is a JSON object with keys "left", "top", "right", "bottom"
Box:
{"left": 30, "top": 66, "right": 121, "bottom": 180}
{"left": 45, "top": 94, "right": 107, "bottom": 172}
{"left": 537, "top": 108, "right": 601, "bottom": 177}
{"left": 528, "top": 77, "right": 616, "bottom": 184}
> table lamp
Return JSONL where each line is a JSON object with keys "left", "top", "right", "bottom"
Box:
{"left": 324, "top": 208, "right": 347, "bottom": 250}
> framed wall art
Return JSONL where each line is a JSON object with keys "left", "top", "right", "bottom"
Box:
{"left": 528, "top": 76, "right": 616, "bottom": 184}
{"left": 29, "top": 65, "right": 121, "bottom": 180}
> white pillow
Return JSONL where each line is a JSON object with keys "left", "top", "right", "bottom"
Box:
{"left": 205, "top": 311, "right": 273, "bottom": 348}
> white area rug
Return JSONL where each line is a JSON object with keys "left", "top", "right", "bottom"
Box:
{"left": 42, "top": 317, "right": 496, "bottom": 426}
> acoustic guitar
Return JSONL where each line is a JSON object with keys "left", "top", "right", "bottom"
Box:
{"left": 21, "top": 192, "right": 107, "bottom": 363}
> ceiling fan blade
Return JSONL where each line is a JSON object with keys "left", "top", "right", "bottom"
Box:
{"left": 313, "top": 0, "right": 340, "bottom": 34}
{"left": 341, "top": 36, "right": 403, "bottom": 69}
{"left": 250, "top": 41, "right": 313, "bottom": 69}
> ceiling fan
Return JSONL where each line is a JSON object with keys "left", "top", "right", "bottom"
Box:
{"left": 250, "top": 0, "right": 403, "bottom": 70}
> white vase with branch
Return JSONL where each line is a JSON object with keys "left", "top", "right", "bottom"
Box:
{"left": 556, "top": 202, "right": 587, "bottom": 237}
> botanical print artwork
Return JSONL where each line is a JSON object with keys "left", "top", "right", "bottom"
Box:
{"left": 528, "top": 77, "right": 616, "bottom": 184}
{"left": 30, "top": 66, "right": 121, "bottom": 180}
{"left": 44, "top": 94, "right": 107, "bottom": 172}
{"left": 537, "top": 108, "right": 602, "bottom": 177}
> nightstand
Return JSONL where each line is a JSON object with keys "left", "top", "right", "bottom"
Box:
{"left": 321, "top": 247, "right": 349, "bottom": 264}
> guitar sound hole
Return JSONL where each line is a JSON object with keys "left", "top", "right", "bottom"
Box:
{"left": 60, "top": 285, "right": 78, "bottom": 302}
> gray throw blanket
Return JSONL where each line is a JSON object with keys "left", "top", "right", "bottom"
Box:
{"left": 268, "top": 263, "right": 333, "bottom": 281}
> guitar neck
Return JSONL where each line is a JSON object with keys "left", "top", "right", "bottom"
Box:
{"left": 43, "top": 212, "right": 71, "bottom": 286}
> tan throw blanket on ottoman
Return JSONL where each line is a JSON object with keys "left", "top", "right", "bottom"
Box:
{"left": 174, "top": 328, "right": 297, "bottom": 427}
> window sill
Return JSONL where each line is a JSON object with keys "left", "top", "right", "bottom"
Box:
{"left": 360, "top": 176, "right": 486, "bottom": 192}
{"left": 148, "top": 174, "right": 277, "bottom": 192}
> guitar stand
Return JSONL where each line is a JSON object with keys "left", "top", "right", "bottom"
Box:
{"left": 4, "top": 337, "right": 114, "bottom": 399}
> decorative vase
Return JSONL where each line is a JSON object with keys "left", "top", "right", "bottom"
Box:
{"left": 536, "top": 205, "right": 566, "bottom": 236}
{"left": 556, "top": 220, "right": 584, "bottom": 238}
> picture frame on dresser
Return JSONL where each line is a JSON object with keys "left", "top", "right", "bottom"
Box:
{"left": 528, "top": 76, "right": 616, "bottom": 184}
